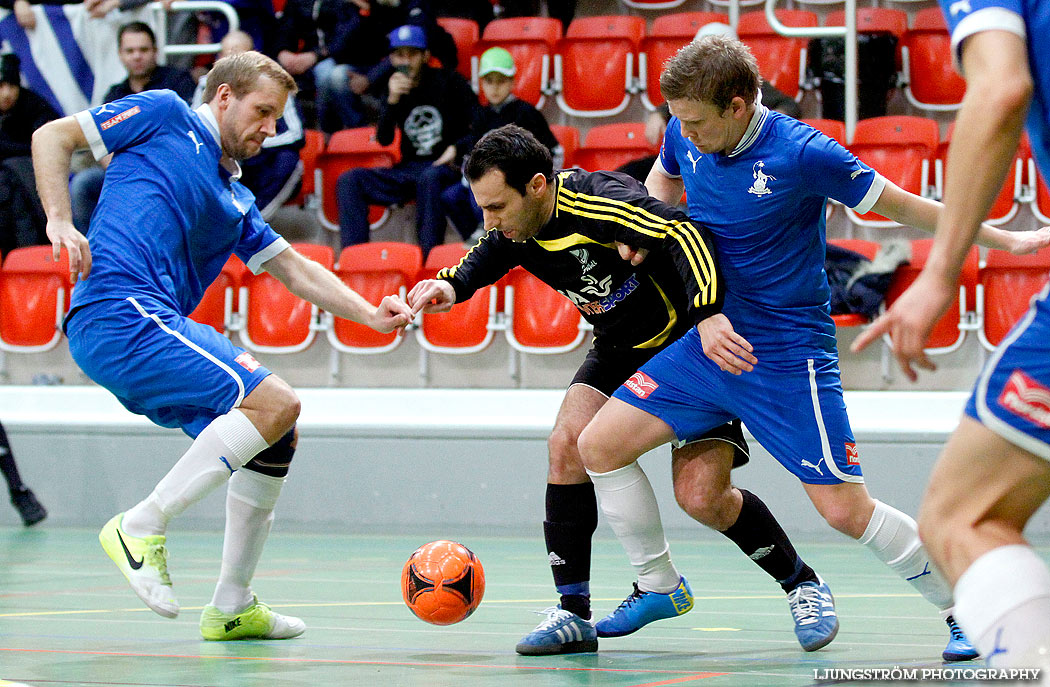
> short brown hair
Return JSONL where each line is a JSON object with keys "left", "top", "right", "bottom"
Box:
{"left": 659, "top": 36, "right": 760, "bottom": 111}
{"left": 203, "top": 50, "right": 296, "bottom": 104}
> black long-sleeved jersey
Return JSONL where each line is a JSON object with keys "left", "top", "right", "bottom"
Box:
{"left": 437, "top": 169, "right": 722, "bottom": 351}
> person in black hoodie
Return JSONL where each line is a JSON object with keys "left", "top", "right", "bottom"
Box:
{"left": 0, "top": 53, "right": 59, "bottom": 255}
{"left": 335, "top": 24, "right": 478, "bottom": 258}
{"left": 440, "top": 46, "right": 558, "bottom": 242}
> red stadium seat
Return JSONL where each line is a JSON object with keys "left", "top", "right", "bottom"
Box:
{"left": 189, "top": 255, "right": 246, "bottom": 334}
{"left": 549, "top": 124, "right": 580, "bottom": 169}
{"left": 436, "top": 16, "right": 478, "bottom": 80}
{"left": 474, "top": 17, "right": 562, "bottom": 108}
{"left": 554, "top": 16, "right": 646, "bottom": 118}
{"left": 316, "top": 127, "right": 400, "bottom": 233}
{"left": 327, "top": 242, "right": 422, "bottom": 355}
{"left": 936, "top": 125, "right": 1028, "bottom": 225}
{"left": 901, "top": 8, "right": 966, "bottom": 111}
{"left": 287, "top": 128, "right": 324, "bottom": 208}
{"left": 0, "top": 246, "right": 69, "bottom": 352}
{"left": 238, "top": 243, "right": 334, "bottom": 353}
{"left": 827, "top": 239, "right": 881, "bottom": 327}
{"left": 846, "top": 116, "right": 939, "bottom": 226}
{"left": 415, "top": 244, "right": 498, "bottom": 356}
{"left": 640, "top": 12, "right": 729, "bottom": 110}
{"left": 620, "top": 0, "right": 687, "bottom": 10}
{"left": 737, "top": 10, "right": 818, "bottom": 100}
{"left": 978, "top": 249, "right": 1050, "bottom": 350}
{"left": 1031, "top": 158, "right": 1050, "bottom": 225}
{"left": 803, "top": 118, "right": 847, "bottom": 144}
{"left": 504, "top": 267, "right": 587, "bottom": 354}
{"left": 825, "top": 8, "right": 907, "bottom": 68}
{"left": 575, "top": 123, "right": 659, "bottom": 173}
{"left": 884, "top": 239, "right": 979, "bottom": 354}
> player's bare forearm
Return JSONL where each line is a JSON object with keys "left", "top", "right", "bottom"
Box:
{"left": 32, "top": 117, "right": 87, "bottom": 223}
{"left": 644, "top": 166, "right": 683, "bottom": 205}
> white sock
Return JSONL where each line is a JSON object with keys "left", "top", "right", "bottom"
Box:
{"left": 210, "top": 468, "right": 285, "bottom": 614}
{"left": 955, "top": 545, "right": 1050, "bottom": 668}
{"left": 123, "top": 410, "right": 269, "bottom": 537}
{"left": 859, "top": 499, "right": 953, "bottom": 610}
{"left": 587, "top": 462, "right": 680, "bottom": 593}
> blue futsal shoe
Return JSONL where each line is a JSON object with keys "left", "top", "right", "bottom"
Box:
{"left": 595, "top": 577, "right": 694, "bottom": 638}
{"left": 515, "top": 606, "right": 598, "bottom": 655}
{"left": 786, "top": 576, "right": 839, "bottom": 651}
{"left": 943, "top": 615, "right": 979, "bottom": 662}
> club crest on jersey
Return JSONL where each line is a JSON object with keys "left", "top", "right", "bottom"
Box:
{"left": 570, "top": 248, "right": 597, "bottom": 273}
{"left": 999, "top": 369, "right": 1050, "bottom": 429}
{"left": 845, "top": 442, "right": 860, "bottom": 465}
{"left": 235, "top": 351, "right": 261, "bottom": 372}
{"left": 624, "top": 371, "right": 659, "bottom": 399}
{"left": 747, "top": 161, "right": 775, "bottom": 196}
{"left": 100, "top": 106, "right": 141, "bottom": 131}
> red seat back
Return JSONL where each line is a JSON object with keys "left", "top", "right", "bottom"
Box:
{"left": 506, "top": 267, "right": 582, "bottom": 349}
{"left": 849, "top": 116, "right": 939, "bottom": 222}
{"left": 557, "top": 16, "right": 645, "bottom": 114}
{"left": 476, "top": 17, "right": 562, "bottom": 107}
{"left": 291, "top": 128, "right": 325, "bottom": 206}
{"left": 418, "top": 244, "right": 494, "bottom": 349}
{"left": 0, "top": 246, "right": 69, "bottom": 348}
{"left": 318, "top": 127, "right": 400, "bottom": 227}
{"left": 902, "top": 9, "right": 966, "bottom": 107}
{"left": 575, "top": 123, "right": 658, "bottom": 173}
{"left": 641, "top": 12, "right": 728, "bottom": 109}
{"left": 980, "top": 250, "right": 1050, "bottom": 348}
{"left": 938, "top": 126, "right": 1027, "bottom": 224}
{"left": 550, "top": 124, "right": 580, "bottom": 168}
{"left": 189, "top": 255, "right": 246, "bottom": 333}
{"left": 738, "top": 10, "right": 818, "bottom": 99}
{"left": 885, "top": 239, "right": 978, "bottom": 350}
{"left": 332, "top": 242, "right": 422, "bottom": 349}
{"left": 436, "top": 16, "right": 479, "bottom": 80}
{"left": 243, "top": 243, "right": 333, "bottom": 349}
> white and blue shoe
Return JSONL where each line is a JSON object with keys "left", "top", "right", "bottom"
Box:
{"left": 943, "top": 615, "right": 979, "bottom": 662}
{"left": 595, "top": 577, "right": 694, "bottom": 638}
{"left": 786, "top": 576, "right": 839, "bottom": 651}
{"left": 515, "top": 606, "right": 598, "bottom": 655}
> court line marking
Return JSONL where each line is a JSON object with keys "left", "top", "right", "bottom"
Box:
{"left": 628, "top": 676, "right": 724, "bottom": 687}
{"left": 0, "top": 647, "right": 726, "bottom": 677}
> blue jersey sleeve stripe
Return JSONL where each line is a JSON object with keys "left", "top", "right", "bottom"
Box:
{"left": 75, "top": 109, "right": 108, "bottom": 160}
{"left": 246, "top": 237, "right": 291, "bottom": 274}
{"left": 951, "top": 8, "right": 1026, "bottom": 72}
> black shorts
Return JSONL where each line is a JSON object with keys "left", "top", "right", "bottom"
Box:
{"left": 569, "top": 345, "right": 750, "bottom": 468}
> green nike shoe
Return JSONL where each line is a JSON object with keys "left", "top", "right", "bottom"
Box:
{"left": 200, "top": 595, "right": 306, "bottom": 640}
{"left": 98, "top": 512, "right": 178, "bottom": 618}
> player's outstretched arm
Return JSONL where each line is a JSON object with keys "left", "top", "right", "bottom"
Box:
{"left": 263, "top": 247, "right": 412, "bottom": 333}
{"left": 32, "top": 116, "right": 92, "bottom": 283}
{"left": 407, "top": 279, "right": 456, "bottom": 315}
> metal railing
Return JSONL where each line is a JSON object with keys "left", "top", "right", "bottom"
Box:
{"left": 151, "top": 0, "right": 240, "bottom": 61}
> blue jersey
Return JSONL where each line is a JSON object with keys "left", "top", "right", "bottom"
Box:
{"left": 657, "top": 107, "right": 883, "bottom": 358}
{"left": 71, "top": 90, "right": 289, "bottom": 316}
{"left": 940, "top": 0, "right": 1050, "bottom": 179}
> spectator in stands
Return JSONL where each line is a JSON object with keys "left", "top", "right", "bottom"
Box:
{"left": 104, "top": 22, "right": 196, "bottom": 103}
{"left": 193, "top": 31, "right": 304, "bottom": 219}
{"left": 441, "top": 47, "right": 557, "bottom": 243}
{"left": 335, "top": 25, "right": 478, "bottom": 258}
{"left": 616, "top": 104, "right": 670, "bottom": 184}
{"left": 70, "top": 22, "right": 196, "bottom": 233}
{"left": 0, "top": 54, "right": 58, "bottom": 256}
{"left": 0, "top": 419, "right": 47, "bottom": 527}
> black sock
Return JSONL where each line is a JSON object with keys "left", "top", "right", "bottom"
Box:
{"left": 0, "top": 421, "right": 25, "bottom": 494}
{"left": 720, "top": 489, "right": 818, "bottom": 593}
{"left": 543, "top": 482, "right": 598, "bottom": 620}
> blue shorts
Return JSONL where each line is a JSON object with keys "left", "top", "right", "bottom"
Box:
{"left": 965, "top": 283, "right": 1050, "bottom": 460}
{"left": 66, "top": 296, "right": 272, "bottom": 439}
{"left": 612, "top": 327, "right": 864, "bottom": 485}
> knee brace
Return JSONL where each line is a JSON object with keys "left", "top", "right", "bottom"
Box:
{"left": 243, "top": 426, "right": 296, "bottom": 478}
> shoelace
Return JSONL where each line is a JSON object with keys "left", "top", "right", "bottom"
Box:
{"left": 531, "top": 606, "right": 572, "bottom": 631}
{"left": 946, "top": 616, "right": 966, "bottom": 641}
{"left": 787, "top": 583, "right": 826, "bottom": 626}
{"left": 144, "top": 544, "right": 172, "bottom": 586}
{"left": 612, "top": 583, "right": 646, "bottom": 614}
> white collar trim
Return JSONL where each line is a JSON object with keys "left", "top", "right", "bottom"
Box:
{"left": 728, "top": 104, "right": 769, "bottom": 158}
{"left": 194, "top": 103, "right": 242, "bottom": 179}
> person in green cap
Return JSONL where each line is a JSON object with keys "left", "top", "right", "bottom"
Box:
{"left": 440, "top": 46, "right": 559, "bottom": 242}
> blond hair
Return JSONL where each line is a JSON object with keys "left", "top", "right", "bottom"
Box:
{"left": 203, "top": 50, "right": 296, "bottom": 103}
{"left": 659, "top": 35, "right": 760, "bottom": 111}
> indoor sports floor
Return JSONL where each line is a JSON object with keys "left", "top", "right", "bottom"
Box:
{"left": 1, "top": 527, "right": 1023, "bottom": 686}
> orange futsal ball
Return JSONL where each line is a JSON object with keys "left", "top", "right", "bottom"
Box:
{"left": 401, "top": 540, "right": 485, "bottom": 625}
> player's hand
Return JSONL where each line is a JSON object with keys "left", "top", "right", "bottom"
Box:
{"left": 850, "top": 271, "right": 954, "bottom": 382}
{"left": 372, "top": 294, "right": 414, "bottom": 333}
{"left": 1004, "top": 225, "right": 1050, "bottom": 255}
{"left": 14, "top": 0, "right": 35, "bottom": 30}
{"left": 46, "top": 219, "right": 91, "bottom": 284}
{"left": 407, "top": 279, "right": 456, "bottom": 315}
{"left": 433, "top": 145, "right": 456, "bottom": 167}
{"left": 696, "top": 313, "right": 756, "bottom": 375}
{"left": 616, "top": 242, "right": 648, "bottom": 266}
